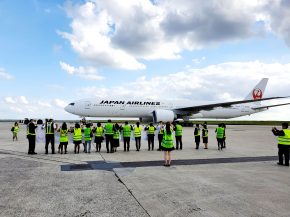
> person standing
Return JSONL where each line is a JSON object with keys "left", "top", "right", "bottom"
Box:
{"left": 272, "top": 123, "right": 290, "bottom": 166}
{"left": 157, "top": 121, "right": 164, "bottom": 151}
{"left": 11, "top": 122, "right": 19, "bottom": 141}
{"left": 202, "top": 124, "right": 209, "bottom": 149}
{"left": 58, "top": 122, "right": 69, "bottom": 154}
{"left": 27, "top": 119, "right": 37, "bottom": 155}
{"left": 215, "top": 124, "right": 225, "bottom": 150}
{"left": 105, "top": 119, "right": 114, "bottom": 153}
{"left": 194, "top": 124, "right": 201, "bottom": 149}
{"left": 73, "top": 123, "right": 82, "bottom": 154}
{"left": 222, "top": 123, "right": 226, "bottom": 148}
{"left": 145, "top": 123, "right": 156, "bottom": 151}
{"left": 122, "top": 121, "right": 133, "bottom": 152}
{"left": 93, "top": 122, "right": 104, "bottom": 152}
{"left": 134, "top": 122, "right": 142, "bottom": 151}
{"left": 174, "top": 121, "right": 183, "bottom": 150}
{"left": 113, "top": 123, "right": 120, "bottom": 152}
{"left": 45, "top": 119, "right": 56, "bottom": 154}
{"left": 161, "top": 122, "right": 175, "bottom": 167}
{"left": 83, "top": 123, "right": 93, "bottom": 153}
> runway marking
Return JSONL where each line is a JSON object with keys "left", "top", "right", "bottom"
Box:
{"left": 61, "top": 155, "right": 277, "bottom": 171}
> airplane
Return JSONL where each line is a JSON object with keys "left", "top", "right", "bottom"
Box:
{"left": 64, "top": 78, "right": 290, "bottom": 122}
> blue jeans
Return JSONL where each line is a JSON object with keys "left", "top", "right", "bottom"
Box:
{"left": 85, "top": 140, "right": 91, "bottom": 153}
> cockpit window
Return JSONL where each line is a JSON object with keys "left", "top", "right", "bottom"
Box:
{"left": 69, "top": 103, "right": 75, "bottom": 106}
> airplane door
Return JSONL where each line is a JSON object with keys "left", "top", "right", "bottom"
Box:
{"left": 84, "top": 101, "right": 92, "bottom": 110}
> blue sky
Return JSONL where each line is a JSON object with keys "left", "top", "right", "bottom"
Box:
{"left": 1, "top": 0, "right": 290, "bottom": 120}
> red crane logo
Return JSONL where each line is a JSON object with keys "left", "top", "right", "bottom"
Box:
{"left": 252, "top": 88, "right": 263, "bottom": 100}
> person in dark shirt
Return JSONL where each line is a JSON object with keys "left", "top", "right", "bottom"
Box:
{"left": 27, "top": 119, "right": 37, "bottom": 155}
{"left": 194, "top": 124, "right": 201, "bottom": 149}
{"left": 272, "top": 122, "right": 290, "bottom": 166}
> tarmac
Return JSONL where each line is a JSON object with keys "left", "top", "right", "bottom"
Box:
{"left": 0, "top": 122, "right": 290, "bottom": 217}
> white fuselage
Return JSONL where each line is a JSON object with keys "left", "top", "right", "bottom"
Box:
{"left": 65, "top": 98, "right": 266, "bottom": 119}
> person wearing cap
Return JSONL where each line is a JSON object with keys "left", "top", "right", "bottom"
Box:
{"left": 27, "top": 119, "right": 37, "bottom": 155}
{"left": 272, "top": 122, "right": 290, "bottom": 166}
{"left": 45, "top": 118, "right": 57, "bottom": 154}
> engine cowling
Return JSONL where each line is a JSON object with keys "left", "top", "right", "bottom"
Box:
{"left": 153, "top": 109, "right": 176, "bottom": 123}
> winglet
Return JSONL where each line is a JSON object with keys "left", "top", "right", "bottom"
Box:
{"left": 244, "top": 78, "right": 269, "bottom": 102}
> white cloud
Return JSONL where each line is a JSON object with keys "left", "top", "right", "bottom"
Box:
{"left": 52, "top": 99, "right": 67, "bottom": 108}
{"left": 58, "top": 0, "right": 290, "bottom": 70}
{"left": 4, "top": 96, "right": 28, "bottom": 105}
{"left": 59, "top": 61, "right": 104, "bottom": 80}
{"left": 0, "top": 68, "right": 13, "bottom": 80}
{"left": 4, "top": 97, "right": 16, "bottom": 104}
{"left": 38, "top": 101, "right": 52, "bottom": 108}
{"left": 1, "top": 96, "right": 75, "bottom": 120}
{"left": 18, "top": 96, "right": 28, "bottom": 104}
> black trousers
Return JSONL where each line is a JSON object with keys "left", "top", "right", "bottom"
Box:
{"left": 175, "top": 136, "right": 182, "bottom": 150}
{"left": 278, "top": 144, "right": 290, "bottom": 165}
{"left": 45, "top": 134, "right": 55, "bottom": 154}
{"left": 27, "top": 135, "right": 36, "bottom": 154}
{"left": 217, "top": 138, "right": 223, "bottom": 150}
{"left": 95, "top": 137, "right": 102, "bottom": 152}
{"left": 158, "top": 134, "right": 163, "bottom": 150}
{"left": 148, "top": 135, "right": 154, "bottom": 150}
{"left": 195, "top": 136, "right": 200, "bottom": 149}
{"left": 135, "top": 137, "right": 141, "bottom": 150}
{"left": 59, "top": 142, "right": 68, "bottom": 153}
{"left": 124, "top": 137, "right": 130, "bottom": 151}
{"left": 105, "top": 134, "right": 113, "bottom": 152}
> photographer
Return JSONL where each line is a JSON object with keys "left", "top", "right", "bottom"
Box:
{"left": 272, "top": 123, "right": 290, "bottom": 166}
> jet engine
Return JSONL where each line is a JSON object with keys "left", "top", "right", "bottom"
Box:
{"left": 153, "top": 109, "right": 176, "bottom": 123}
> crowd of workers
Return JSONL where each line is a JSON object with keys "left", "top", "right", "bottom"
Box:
{"left": 11, "top": 119, "right": 290, "bottom": 167}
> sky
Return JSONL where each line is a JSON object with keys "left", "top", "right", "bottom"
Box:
{"left": 1, "top": 0, "right": 290, "bottom": 120}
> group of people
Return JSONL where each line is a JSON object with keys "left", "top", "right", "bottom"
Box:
{"left": 13, "top": 119, "right": 290, "bottom": 167}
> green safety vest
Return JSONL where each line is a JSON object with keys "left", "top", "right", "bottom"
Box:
{"left": 113, "top": 130, "right": 120, "bottom": 140}
{"left": 175, "top": 124, "right": 182, "bottom": 136}
{"left": 26, "top": 123, "right": 36, "bottom": 136}
{"left": 216, "top": 127, "right": 224, "bottom": 139}
{"left": 123, "top": 125, "right": 131, "bottom": 138}
{"left": 202, "top": 129, "right": 208, "bottom": 138}
{"left": 46, "top": 122, "right": 54, "bottom": 134}
{"left": 194, "top": 128, "right": 200, "bottom": 136}
{"left": 161, "top": 130, "right": 174, "bottom": 148}
{"left": 134, "top": 126, "right": 142, "bottom": 138}
{"left": 13, "top": 126, "right": 19, "bottom": 134}
{"left": 73, "top": 128, "right": 82, "bottom": 141}
{"left": 278, "top": 129, "right": 290, "bottom": 145}
{"left": 96, "top": 127, "right": 103, "bottom": 137}
{"left": 158, "top": 127, "right": 164, "bottom": 135}
{"left": 60, "top": 129, "right": 68, "bottom": 142}
{"left": 84, "top": 127, "right": 92, "bottom": 141}
{"left": 148, "top": 126, "right": 155, "bottom": 135}
{"left": 105, "top": 123, "right": 113, "bottom": 135}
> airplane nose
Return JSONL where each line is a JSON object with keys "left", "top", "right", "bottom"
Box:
{"left": 64, "top": 105, "right": 70, "bottom": 112}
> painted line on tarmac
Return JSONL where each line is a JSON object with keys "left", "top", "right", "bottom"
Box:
{"left": 61, "top": 155, "right": 277, "bottom": 172}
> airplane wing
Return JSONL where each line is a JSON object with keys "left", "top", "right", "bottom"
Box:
{"left": 252, "top": 102, "right": 290, "bottom": 110}
{"left": 173, "top": 96, "right": 290, "bottom": 114}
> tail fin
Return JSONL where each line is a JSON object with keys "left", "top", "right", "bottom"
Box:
{"left": 244, "top": 78, "right": 268, "bottom": 104}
